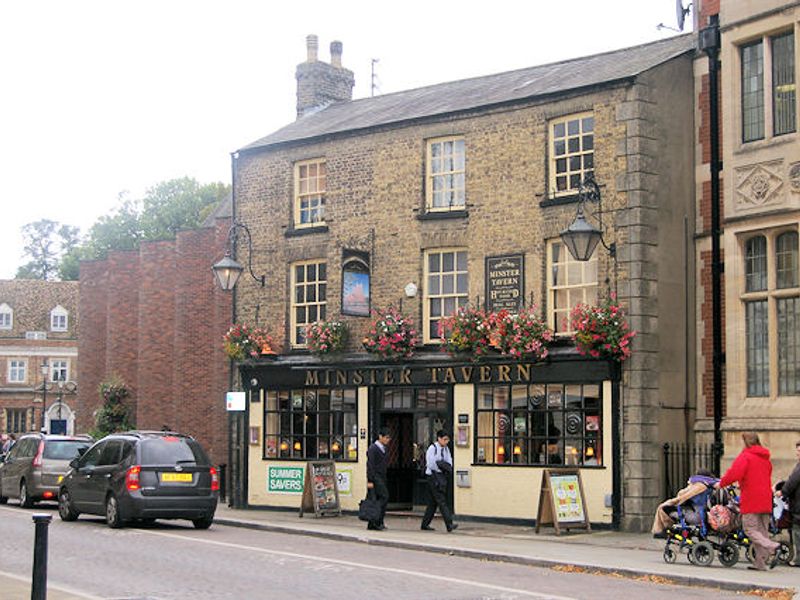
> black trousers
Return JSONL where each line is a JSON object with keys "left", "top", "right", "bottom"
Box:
{"left": 421, "top": 476, "right": 453, "bottom": 528}
{"left": 369, "top": 475, "right": 389, "bottom": 527}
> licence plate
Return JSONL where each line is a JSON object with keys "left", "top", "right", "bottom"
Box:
{"left": 161, "top": 472, "right": 193, "bottom": 482}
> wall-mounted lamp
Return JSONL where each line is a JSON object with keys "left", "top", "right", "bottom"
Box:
{"left": 212, "top": 222, "right": 266, "bottom": 291}
{"left": 559, "top": 177, "right": 616, "bottom": 262}
{"left": 404, "top": 282, "right": 418, "bottom": 298}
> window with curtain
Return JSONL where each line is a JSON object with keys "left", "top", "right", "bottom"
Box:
{"left": 426, "top": 137, "right": 465, "bottom": 211}
{"left": 547, "top": 240, "right": 598, "bottom": 333}
{"left": 290, "top": 261, "right": 327, "bottom": 347}
{"left": 424, "top": 249, "right": 469, "bottom": 342}
{"left": 294, "top": 159, "right": 326, "bottom": 228}
{"left": 550, "top": 113, "right": 594, "bottom": 194}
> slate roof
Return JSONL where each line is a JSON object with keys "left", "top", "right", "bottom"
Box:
{"left": 240, "top": 34, "right": 695, "bottom": 153}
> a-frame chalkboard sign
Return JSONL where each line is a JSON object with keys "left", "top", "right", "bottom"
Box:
{"left": 299, "top": 460, "right": 341, "bottom": 518}
{"left": 535, "top": 469, "right": 591, "bottom": 535}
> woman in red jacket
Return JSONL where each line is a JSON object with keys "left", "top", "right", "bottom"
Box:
{"left": 716, "top": 432, "right": 780, "bottom": 571}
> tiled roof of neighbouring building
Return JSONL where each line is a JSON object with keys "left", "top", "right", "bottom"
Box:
{"left": 240, "top": 33, "right": 694, "bottom": 152}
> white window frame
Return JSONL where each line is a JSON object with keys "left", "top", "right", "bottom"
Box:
{"left": 50, "top": 359, "right": 69, "bottom": 382}
{"left": 549, "top": 112, "right": 595, "bottom": 196}
{"left": 290, "top": 260, "right": 327, "bottom": 348}
{"left": 426, "top": 136, "right": 466, "bottom": 212}
{"left": 293, "top": 158, "right": 326, "bottom": 229}
{"left": 547, "top": 240, "right": 599, "bottom": 335}
{"left": 0, "top": 303, "right": 12, "bottom": 330}
{"left": 8, "top": 359, "right": 27, "bottom": 383}
{"left": 423, "top": 248, "right": 469, "bottom": 343}
{"left": 740, "top": 226, "right": 800, "bottom": 398}
{"left": 50, "top": 305, "right": 69, "bottom": 332}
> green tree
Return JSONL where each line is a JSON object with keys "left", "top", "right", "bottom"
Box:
{"left": 90, "top": 375, "right": 134, "bottom": 439}
{"left": 16, "top": 219, "right": 81, "bottom": 281}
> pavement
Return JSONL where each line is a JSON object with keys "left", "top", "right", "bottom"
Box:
{"left": 2, "top": 504, "right": 796, "bottom": 599}
{"left": 214, "top": 504, "right": 800, "bottom": 597}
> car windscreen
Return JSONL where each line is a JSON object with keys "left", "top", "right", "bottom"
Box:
{"left": 43, "top": 440, "right": 92, "bottom": 460}
{"left": 140, "top": 438, "right": 210, "bottom": 466}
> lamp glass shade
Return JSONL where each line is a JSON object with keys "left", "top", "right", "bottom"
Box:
{"left": 212, "top": 255, "right": 244, "bottom": 291}
{"left": 560, "top": 213, "right": 602, "bottom": 262}
{"left": 41, "top": 362, "right": 49, "bottom": 376}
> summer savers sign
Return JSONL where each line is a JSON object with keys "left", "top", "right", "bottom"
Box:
{"left": 267, "top": 465, "right": 353, "bottom": 495}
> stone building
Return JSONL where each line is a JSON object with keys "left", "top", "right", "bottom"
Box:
{"left": 222, "top": 34, "right": 698, "bottom": 530}
{"left": 76, "top": 204, "right": 232, "bottom": 465}
{"left": 693, "top": 0, "right": 800, "bottom": 477}
{"left": 0, "top": 279, "right": 79, "bottom": 435}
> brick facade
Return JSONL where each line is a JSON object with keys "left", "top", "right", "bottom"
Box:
{"left": 233, "top": 41, "right": 696, "bottom": 530}
{"left": 76, "top": 218, "right": 232, "bottom": 465}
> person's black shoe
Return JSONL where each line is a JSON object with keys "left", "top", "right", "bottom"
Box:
{"left": 652, "top": 532, "right": 666, "bottom": 539}
{"left": 367, "top": 524, "right": 380, "bottom": 530}
{"left": 768, "top": 551, "right": 780, "bottom": 569}
{"left": 377, "top": 524, "right": 387, "bottom": 531}
{"left": 421, "top": 525, "right": 435, "bottom": 531}
{"left": 447, "top": 523, "right": 459, "bottom": 532}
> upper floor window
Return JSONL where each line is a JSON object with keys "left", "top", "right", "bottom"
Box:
{"left": 50, "top": 305, "right": 68, "bottom": 332}
{"left": 8, "top": 360, "right": 26, "bottom": 383}
{"left": 426, "top": 137, "right": 465, "bottom": 212}
{"left": 50, "top": 359, "right": 69, "bottom": 382}
{"left": 5, "top": 408, "right": 27, "bottom": 433}
{"left": 423, "top": 249, "right": 468, "bottom": 342}
{"left": 741, "top": 30, "right": 796, "bottom": 142}
{"left": 294, "top": 159, "right": 326, "bottom": 228}
{"left": 0, "top": 303, "right": 12, "bottom": 329}
{"left": 290, "top": 260, "right": 327, "bottom": 347}
{"left": 742, "top": 229, "right": 799, "bottom": 397}
{"left": 550, "top": 113, "right": 594, "bottom": 195}
{"left": 547, "top": 240, "right": 598, "bottom": 334}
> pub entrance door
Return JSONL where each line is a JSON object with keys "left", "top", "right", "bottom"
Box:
{"left": 373, "top": 387, "right": 452, "bottom": 510}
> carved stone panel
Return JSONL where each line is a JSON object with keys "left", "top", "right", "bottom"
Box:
{"left": 734, "top": 160, "right": 784, "bottom": 210}
{"left": 789, "top": 161, "right": 800, "bottom": 194}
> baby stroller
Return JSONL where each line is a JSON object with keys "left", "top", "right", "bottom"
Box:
{"left": 659, "top": 475, "right": 739, "bottom": 567}
{"left": 722, "top": 489, "right": 791, "bottom": 565}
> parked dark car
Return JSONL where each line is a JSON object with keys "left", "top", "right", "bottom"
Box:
{"left": 58, "top": 431, "right": 218, "bottom": 529}
{"left": 0, "top": 433, "right": 93, "bottom": 507}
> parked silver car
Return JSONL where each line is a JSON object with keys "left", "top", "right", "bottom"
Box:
{"left": 0, "top": 433, "right": 93, "bottom": 507}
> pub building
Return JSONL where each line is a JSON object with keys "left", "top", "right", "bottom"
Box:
{"left": 218, "top": 34, "right": 697, "bottom": 530}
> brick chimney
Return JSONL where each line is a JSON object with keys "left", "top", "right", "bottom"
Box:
{"left": 295, "top": 35, "right": 355, "bottom": 118}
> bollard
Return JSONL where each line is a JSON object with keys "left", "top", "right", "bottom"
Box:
{"left": 31, "top": 513, "right": 52, "bottom": 600}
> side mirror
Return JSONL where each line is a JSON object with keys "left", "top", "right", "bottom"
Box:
{"left": 77, "top": 447, "right": 88, "bottom": 456}
{"left": 69, "top": 458, "right": 80, "bottom": 469}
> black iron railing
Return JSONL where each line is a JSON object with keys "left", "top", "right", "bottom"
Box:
{"left": 662, "top": 442, "right": 715, "bottom": 499}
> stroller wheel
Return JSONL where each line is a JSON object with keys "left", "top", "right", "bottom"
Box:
{"left": 778, "top": 542, "right": 791, "bottom": 564}
{"left": 663, "top": 546, "right": 677, "bottom": 564}
{"left": 746, "top": 545, "right": 755, "bottom": 564}
{"left": 689, "top": 541, "right": 714, "bottom": 566}
{"left": 718, "top": 541, "right": 739, "bottom": 567}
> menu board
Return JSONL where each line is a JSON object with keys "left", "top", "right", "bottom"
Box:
{"left": 299, "top": 461, "right": 341, "bottom": 518}
{"left": 535, "top": 469, "right": 591, "bottom": 535}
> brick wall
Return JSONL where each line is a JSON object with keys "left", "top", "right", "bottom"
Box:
{"left": 76, "top": 217, "right": 232, "bottom": 465}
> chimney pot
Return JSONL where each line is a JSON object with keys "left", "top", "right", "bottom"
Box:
{"left": 330, "top": 41, "right": 343, "bottom": 68}
{"left": 306, "top": 34, "right": 318, "bottom": 62}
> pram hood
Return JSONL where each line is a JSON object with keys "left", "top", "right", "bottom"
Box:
{"left": 688, "top": 474, "right": 718, "bottom": 487}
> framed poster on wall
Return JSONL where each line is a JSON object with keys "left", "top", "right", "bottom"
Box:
{"left": 341, "top": 249, "right": 370, "bottom": 316}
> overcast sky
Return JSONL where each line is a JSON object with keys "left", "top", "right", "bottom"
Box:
{"left": 0, "top": 0, "right": 692, "bottom": 279}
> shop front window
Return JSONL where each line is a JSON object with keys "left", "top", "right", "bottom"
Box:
{"left": 263, "top": 388, "right": 358, "bottom": 461}
{"left": 475, "top": 383, "right": 602, "bottom": 467}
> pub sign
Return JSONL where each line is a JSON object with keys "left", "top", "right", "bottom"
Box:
{"left": 485, "top": 254, "right": 524, "bottom": 313}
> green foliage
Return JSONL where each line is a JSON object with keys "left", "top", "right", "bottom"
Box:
{"left": 90, "top": 376, "right": 135, "bottom": 439}
{"left": 16, "top": 219, "right": 72, "bottom": 281}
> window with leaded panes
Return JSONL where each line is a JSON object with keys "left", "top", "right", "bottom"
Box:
{"left": 424, "top": 249, "right": 468, "bottom": 342}
{"left": 290, "top": 261, "right": 327, "bottom": 347}
{"left": 263, "top": 388, "right": 358, "bottom": 461}
{"left": 550, "top": 113, "right": 594, "bottom": 195}
{"left": 741, "top": 30, "right": 796, "bottom": 142}
{"left": 294, "top": 159, "right": 326, "bottom": 227}
{"left": 741, "top": 229, "right": 799, "bottom": 397}
{"left": 475, "top": 383, "right": 603, "bottom": 467}
{"left": 426, "top": 137, "right": 465, "bottom": 211}
{"left": 547, "top": 240, "right": 598, "bottom": 334}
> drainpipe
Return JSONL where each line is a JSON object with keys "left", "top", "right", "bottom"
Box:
{"left": 698, "top": 15, "right": 723, "bottom": 475}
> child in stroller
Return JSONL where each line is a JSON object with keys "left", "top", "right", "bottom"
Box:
{"left": 653, "top": 470, "right": 740, "bottom": 566}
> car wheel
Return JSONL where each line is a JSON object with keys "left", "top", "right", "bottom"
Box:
{"left": 19, "top": 480, "right": 35, "bottom": 508}
{"left": 58, "top": 489, "right": 79, "bottom": 522}
{"left": 192, "top": 514, "right": 214, "bottom": 530}
{"left": 105, "top": 494, "right": 124, "bottom": 529}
